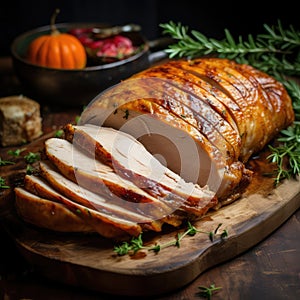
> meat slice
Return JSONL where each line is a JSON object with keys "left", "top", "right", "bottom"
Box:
{"left": 19, "top": 176, "right": 143, "bottom": 239}
{"left": 44, "top": 138, "right": 172, "bottom": 217}
{"left": 45, "top": 137, "right": 217, "bottom": 218}
{"left": 15, "top": 187, "right": 94, "bottom": 233}
{"left": 64, "top": 123, "right": 218, "bottom": 210}
{"left": 38, "top": 161, "right": 164, "bottom": 231}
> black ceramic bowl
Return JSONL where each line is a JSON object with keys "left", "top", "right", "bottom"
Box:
{"left": 11, "top": 23, "right": 154, "bottom": 107}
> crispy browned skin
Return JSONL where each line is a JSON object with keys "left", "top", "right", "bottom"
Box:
{"left": 81, "top": 57, "right": 294, "bottom": 201}
{"left": 130, "top": 64, "right": 242, "bottom": 162}
{"left": 171, "top": 58, "right": 294, "bottom": 161}
{"left": 14, "top": 58, "right": 295, "bottom": 238}
{"left": 15, "top": 187, "right": 95, "bottom": 233}
{"left": 21, "top": 175, "right": 144, "bottom": 239}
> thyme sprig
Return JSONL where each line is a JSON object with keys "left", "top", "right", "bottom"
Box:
{"left": 0, "top": 157, "right": 15, "bottom": 166}
{"left": 7, "top": 148, "right": 26, "bottom": 157}
{"left": 160, "top": 20, "right": 300, "bottom": 183}
{"left": 196, "top": 284, "right": 222, "bottom": 299}
{"left": 114, "top": 222, "right": 228, "bottom": 256}
{"left": 24, "top": 152, "right": 41, "bottom": 164}
{"left": 54, "top": 129, "right": 64, "bottom": 138}
{"left": 0, "top": 176, "right": 10, "bottom": 189}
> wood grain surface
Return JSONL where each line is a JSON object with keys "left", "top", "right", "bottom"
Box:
{"left": 0, "top": 120, "right": 299, "bottom": 297}
{"left": 0, "top": 57, "right": 300, "bottom": 299}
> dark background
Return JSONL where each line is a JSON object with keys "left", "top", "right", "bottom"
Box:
{"left": 0, "top": 0, "right": 299, "bottom": 57}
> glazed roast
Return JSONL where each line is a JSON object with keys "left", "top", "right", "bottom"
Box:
{"left": 14, "top": 58, "right": 294, "bottom": 240}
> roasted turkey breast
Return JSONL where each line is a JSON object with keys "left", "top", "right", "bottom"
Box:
{"left": 14, "top": 57, "right": 294, "bottom": 239}
{"left": 81, "top": 57, "right": 294, "bottom": 200}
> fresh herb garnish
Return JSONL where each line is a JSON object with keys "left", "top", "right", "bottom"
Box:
{"left": 160, "top": 20, "right": 300, "bottom": 75}
{"left": 0, "top": 157, "right": 15, "bottom": 166}
{"left": 160, "top": 20, "right": 300, "bottom": 184}
{"left": 54, "top": 129, "right": 64, "bottom": 138}
{"left": 196, "top": 284, "right": 222, "bottom": 299}
{"left": 26, "top": 164, "right": 37, "bottom": 175}
{"left": 113, "top": 222, "right": 228, "bottom": 256}
{"left": 75, "top": 115, "right": 81, "bottom": 124}
{"left": 0, "top": 176, "right": 10, "bottom": 189}
{"left": 114, "top": 233, "right": 145, "bottom": 255}
{"left": 7, "top": 148, "right": 26, "bottom": 157}
{"left": 24, "top": 152, "right": 41, "bottom": 164}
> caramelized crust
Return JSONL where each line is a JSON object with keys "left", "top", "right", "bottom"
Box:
{"left": 14, "top": 58, "right": 294, "bottom": 239}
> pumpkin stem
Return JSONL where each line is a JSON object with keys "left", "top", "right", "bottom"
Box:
{"left": 50, "top": 8, "right": 60, "bottom": 34}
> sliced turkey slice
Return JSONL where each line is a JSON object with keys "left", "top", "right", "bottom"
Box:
{"left": 64, "top": 123, "right": 218, "bottom": 213}
{"left": 45, "top": 136, "right": 218, "bottom": 218}
{"left": 44, "top": 138, "right": 192, "bottom": 217}
{"left": 38, "top": 161, "right": 164, "bottom": 231}
{"left": 20, "top": 176, "right": 143, "bottom": 239}
{"left": 15, "top": 187, "right": 94, "bottom": 233}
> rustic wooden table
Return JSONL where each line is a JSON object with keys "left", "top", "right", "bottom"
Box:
{"left": 0, "top": 57, "right": 299, "bottom": 300}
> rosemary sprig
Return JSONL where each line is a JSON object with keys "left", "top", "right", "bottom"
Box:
{"left": 267, "top": 124, "right": 300, "bottom": 185}
{"left": 160, "top": 21, "right": 275, "bottom": 60}
{"left": 160, "top": 20, "right": 300, "bottom": 183}
{"left": 160, "top": 20, "right": 300, "bottom": 76}
{"left": 113, "top": 222, "right": 228, "bottom": 256}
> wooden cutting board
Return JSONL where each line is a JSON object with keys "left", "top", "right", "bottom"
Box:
{"left": 0, "top": 133, "right": 299, "bottom": 297}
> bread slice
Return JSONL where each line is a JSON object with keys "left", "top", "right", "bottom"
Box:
{"left": 0, "top": 95, "right": 42, "bottom": 146}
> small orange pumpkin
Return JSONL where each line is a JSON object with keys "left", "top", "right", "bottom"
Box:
{"left": 27, "top": 9, "right": 86, "bottom": 69}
